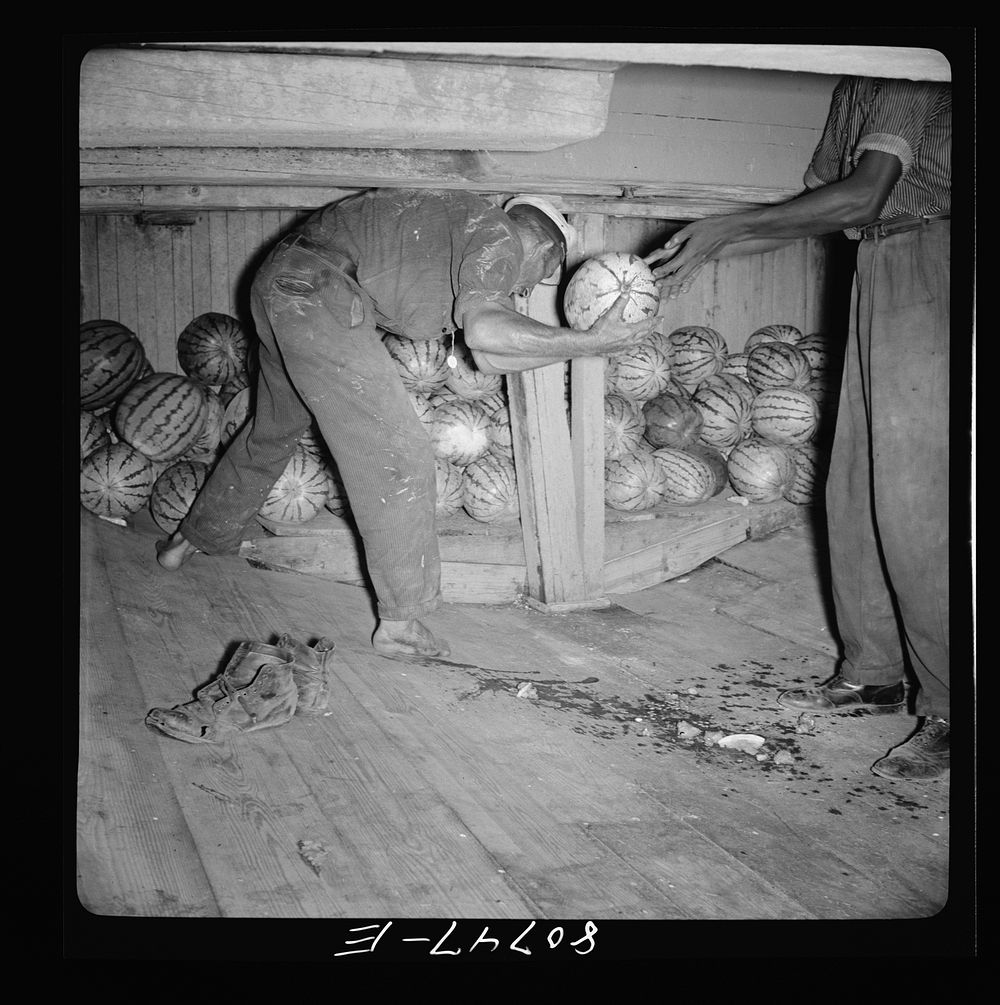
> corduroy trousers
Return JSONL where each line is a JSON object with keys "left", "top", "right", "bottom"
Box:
{"left": 825, "top": 221, "right": 951, "bottom": 718}
{"left": 179, "top": 235, "right": 443, "bottom": 622}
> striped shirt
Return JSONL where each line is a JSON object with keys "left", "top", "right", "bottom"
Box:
{"left": 804, "top": 76, "right": 951, "bottom": 238}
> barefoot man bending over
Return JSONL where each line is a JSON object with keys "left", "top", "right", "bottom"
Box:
{"left": 158, "top": 189, "right": 658, "bottom": 658}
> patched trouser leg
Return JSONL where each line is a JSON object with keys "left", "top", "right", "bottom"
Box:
{"left": 826, "top": 224, "right": 950, "bottom": 717}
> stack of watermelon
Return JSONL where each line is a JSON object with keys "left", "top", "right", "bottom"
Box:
{"left": 387, "top": 333, "right": 518, "bottom": 524}
{"left": 80, "top": 312, "right": 265, "bottom": 531}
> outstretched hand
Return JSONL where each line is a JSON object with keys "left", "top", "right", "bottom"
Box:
{"left": 643, "top": 217, "right": 737, "bottom": 300}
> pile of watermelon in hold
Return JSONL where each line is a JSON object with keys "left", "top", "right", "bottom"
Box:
{"left": 79, "top": 311, "right": 266, "bottom": 530}
{"left": 573, "top": 306, "right": 842, "bottom": 511}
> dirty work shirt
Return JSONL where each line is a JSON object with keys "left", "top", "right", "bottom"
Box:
{"left": 805, "top": 78, "right": 952, "bottom": 718}
{"left": 179, "top": 189, "right": 525, "bottom": 622}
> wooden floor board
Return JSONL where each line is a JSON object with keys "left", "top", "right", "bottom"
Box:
{"left": 75, "top": 510, "right": 952, "bottom": 923}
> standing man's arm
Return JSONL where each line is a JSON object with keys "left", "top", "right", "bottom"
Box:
{"left": 645, "top": 150, "right": 903, "bottom": 299}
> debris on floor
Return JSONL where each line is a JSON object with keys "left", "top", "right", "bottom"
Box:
{"left": 297, "top": 839, "right": 329, "bottom": 875}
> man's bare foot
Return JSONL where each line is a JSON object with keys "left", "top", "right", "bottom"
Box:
{"left": 156, "top": 532, "right": 201, "bottom": 571}
{"left": 372, "top": 619, "right": 451, "bottom": 659}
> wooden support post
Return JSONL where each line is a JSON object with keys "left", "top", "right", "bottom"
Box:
{"left": 567, "top": 213, "right": 610, "bottom": 600}
{"left": 508, "top": 285, "right": 609, "bottom": 612}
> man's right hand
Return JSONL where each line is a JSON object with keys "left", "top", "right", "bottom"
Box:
{"left": 581, "top": 289, "right": 660, "bottom": 354}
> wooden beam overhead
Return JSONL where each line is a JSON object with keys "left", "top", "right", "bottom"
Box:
{"left": 131, "top": 40, "right": 953, "bottom": 81}
{"left": 79, "top": 48, "right": 615, "bottom": 151}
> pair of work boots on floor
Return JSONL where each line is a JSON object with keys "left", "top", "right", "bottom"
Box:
{"left": 146, "top": 635, "right": 334, "bottom": 745}
{"left": 778, "top": 674, "right": 949, "bottom": 781}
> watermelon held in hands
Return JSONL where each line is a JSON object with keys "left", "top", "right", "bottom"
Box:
{"left": 563, "top": 253, "right": 660, "bottom": 330}
{"left": 428, "top": 399, "right": 492, "bottom": 466}
{"left": 113, "top": 372, "right": 210, "bottom": 463}
{"left": 149, "top": 459, "right": 211, "bottom": 534}
{"left": 80, "top": 442, "right": 158, "bottom": 519}
{"left": 726, "top": 439, "right": 796, "bottom": 503}
{"left": 80, "top": 320, "right": 149, "bottom": 411}
{"left": 605, "top": 445, "right": 668, "bottom": 511}
{"left": 463, "top": 451, "right": 519, "bottom": 523}
{"left": 176, "top": 313, "right": 249, "bottom": 386}
{"left": 642, "top": 390, "right": 703, "bottom": 449}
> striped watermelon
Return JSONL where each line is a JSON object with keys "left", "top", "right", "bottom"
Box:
{"left": 179, "top": 388, "right": 226, "bottom": 463}
{"left": 692, "top": 375, "right": 754, "bottom": 449}
{"left": 721, "top": 352, "right": 750, "bottom": 381}
{"left": 652, "top": 447, "right": 717, "bottom": 505}
{"left": 383, "top": 335, "right": 450, "bottom": 394}
{"left": 605, "top": 339, "right": 673, "bottom": 402}
{"left": 605, "top": 445, "right": 668, "bottom": 511}
{"left": 221, "top": 387, "right": 252, "bottom": 447}
{"left": 463, "top": 451, "right": 519, "bottom": 523}
{"left": 604, "top": 393, "right": 646, "bottom": 459}
{"left": 295, "top": 422, "right": 327, "bottom": 459}
{"left": 489, "top": 406, "right": 514, "bottom": 458}
{"left": 642, "top": 390, "right": 703, "bottom": 449}
{"left": 443, "top": 336, "right": 504, "bottom": 401}
{"left": 177, "top": 313, "right": 249, "bottom": 386}
{"left": 727, "top": 439, "right": 796, "bottom": 502}
{"left": 218, "top": 369, "right": 251, "bottom": 407}
{"left": 80, "top": 411, "right": 111, "bottom": 461}
{"left": 784, "top": 443, "right": 830, "bottom": 505}
{"left": 435, "top": 458, "right": 466, "bottom": 517}
{"left": 682, "top": 443, "right": 729, "bottom": 496}
{"left": 113, "top": 373, "right": 210, "bottom": 463}
{"left": 322, "top": 460, "right": 350, "bottom": 517}
{"left": 751, "top": 388, "right": 820, "bottom": 446}
{"left": 428, "top": 399, "right": 492, "bottom": 466}
{"left": 796, "top": 332, "right": 841, "bottom": 377}
{"left": 667, "top": 326, "right": 728, "bottom": 387}
{"left": 479, "top": 387, "right": 508, "bottom": 416}
{"left": 80, "top": 442, "right": 157, "bottom": 518}
{"left": 149, "top": 460, "right": 211, "bottom": 533}
{"left": 80, "top": 320, "right": 148, "bottom": 411}
{"left": 259, "top": 446, "right": 330, "bottom": 523}
{"left": 743, "top": 323, "right": 802, "bottom": 352}
{"left": 745, "top": 341, "right": 812, "bottom": 391}
{"left": 563, "top": 253, "right": 660, "bottom": 329}
{"left": 408, "top": 391, "right": 434, "bottom": 427}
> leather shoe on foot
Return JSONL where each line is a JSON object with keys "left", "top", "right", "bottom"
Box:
{"left": 777, "top": 674, "right": 905, "bottom": 714}
{"left": 870, "top": 716, "right": 950, "bottom": 780}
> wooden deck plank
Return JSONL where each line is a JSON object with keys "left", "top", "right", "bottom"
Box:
{"left": 76, "top": 511, "right": 952, "bottom": 921}
{"left": 78, "top": 519, "right": 222, "bottom": 917}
